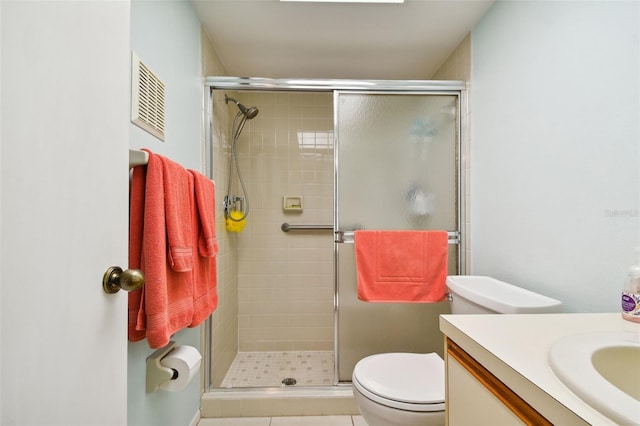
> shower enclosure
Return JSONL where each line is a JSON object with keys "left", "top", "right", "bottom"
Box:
{"left": 203, "top": 78, "right": 466, "bottom": 392}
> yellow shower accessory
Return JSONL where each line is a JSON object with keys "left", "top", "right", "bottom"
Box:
{"left": 225, "top": 210, "right": 246, "bottom": 233}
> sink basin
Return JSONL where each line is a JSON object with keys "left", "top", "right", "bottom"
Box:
{"left": 549, "top": 330, "right": 640, "bottom": 425}
{"left": 592, "top": 346, "right": 640, "bottom": 401}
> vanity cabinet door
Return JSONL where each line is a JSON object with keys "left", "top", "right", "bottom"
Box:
{"left": 445, "top": 338, "right": 552, "bottom": 426}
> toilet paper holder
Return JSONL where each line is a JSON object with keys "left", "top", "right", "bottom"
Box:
{"left": 146, "top": 341, "right": 177, "bottom": 393}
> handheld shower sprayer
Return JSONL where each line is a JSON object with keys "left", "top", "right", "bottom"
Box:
{"left": 224, "top": 94, "right": 260, "bottom": 229}
{"left": 225, "top": 95, "right": 259, "bottom": 119}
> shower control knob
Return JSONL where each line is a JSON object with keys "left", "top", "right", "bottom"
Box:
{"left": 102, "top": 266, "right": 145, "bottom": 294}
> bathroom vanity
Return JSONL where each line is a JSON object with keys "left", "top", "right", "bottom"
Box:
{"left": 439, "top": 313, "right": 637, "bottom": 426}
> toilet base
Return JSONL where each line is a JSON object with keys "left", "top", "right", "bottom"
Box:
{"left": 354, "top": 387, "right": 445, "bottom": 426}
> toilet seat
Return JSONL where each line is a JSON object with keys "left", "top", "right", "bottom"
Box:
{"left": 352, "top": 352, "right": 445, "bottom": 412}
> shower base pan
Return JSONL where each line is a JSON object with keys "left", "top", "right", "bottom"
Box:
{"left": 221, "top": 350, "right": 334, "bottom": 388}
{"left": 203, "top": 351, "right": 358, "bottom": 418}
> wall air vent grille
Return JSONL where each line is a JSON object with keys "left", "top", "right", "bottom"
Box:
{"left": 131, "top": 52, "right": 166, "bottom": 141}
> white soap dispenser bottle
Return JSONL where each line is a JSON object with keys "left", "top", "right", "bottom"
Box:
{"left": 621, "top": 247, "right": 640, "bottom": 323}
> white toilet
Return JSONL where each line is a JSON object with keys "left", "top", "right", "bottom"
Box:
{"left": 352, "top": 275, "right": 562, "bottom": 426}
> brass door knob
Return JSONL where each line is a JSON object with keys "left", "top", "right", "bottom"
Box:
{"left": 103, "top": 266, "right": 145, "bottom": 294}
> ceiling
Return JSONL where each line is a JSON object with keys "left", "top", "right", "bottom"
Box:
{"left": 191, "top": 0, "right": 495, "bottom": 80}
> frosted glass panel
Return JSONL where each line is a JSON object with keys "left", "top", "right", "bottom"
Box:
{"left": 336, "top": 92, "right": 459, "bottom": 381}
{"left": 338, "top": 93, "right": 457, "bottom": 230}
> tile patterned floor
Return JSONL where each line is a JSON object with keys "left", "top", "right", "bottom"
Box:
{"left": 221, "top": 351, "right": 334, "bottom": 388}
{"left": 198, "top": 415, "right": 368, "bottom": 426}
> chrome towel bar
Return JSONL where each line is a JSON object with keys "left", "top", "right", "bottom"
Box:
{"left": 280, "top": 223, "right": 460, "bottom": 245}
{"left": 335, "top": 230, "right": 460, "bottom": 244}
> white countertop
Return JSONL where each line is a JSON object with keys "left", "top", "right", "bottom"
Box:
{"left": 439, "top": 313, "right": 640, "bottom": 425}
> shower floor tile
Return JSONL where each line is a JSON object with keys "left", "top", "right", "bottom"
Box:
{"left": 221, "top": 351, "right": 334, "bottom": 388}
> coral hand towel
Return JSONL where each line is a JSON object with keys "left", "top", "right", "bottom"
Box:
{"left": 354, "top": 230, "right": 448, "bottom": 302}
{"left": 188, "top": 170, "right": 218, "bottom": 327}
{"left": 190, "top": 170, "right": 218, "bottom": 257}
{"left": 161, "top": 156, "right": 194, "bottom": 272}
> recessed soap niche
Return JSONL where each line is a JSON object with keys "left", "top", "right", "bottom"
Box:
{"left": 283, "top": 195, "right": 303, "bottom": 212}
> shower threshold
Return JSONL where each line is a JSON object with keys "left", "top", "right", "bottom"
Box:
{"left": 201, "top": 385, "right": 358, "bottom": 418}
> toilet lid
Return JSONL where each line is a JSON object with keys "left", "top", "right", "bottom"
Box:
{"left": 353, "top": 352, "right": 444, "bottom": 409}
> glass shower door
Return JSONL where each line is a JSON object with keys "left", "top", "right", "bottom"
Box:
{"left": 335, "top": 92, "right": 460, "bottom": 382}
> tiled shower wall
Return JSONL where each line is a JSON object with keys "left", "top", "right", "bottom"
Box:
{"left": 233, "top": 92, "right": 335, "bottom": 352}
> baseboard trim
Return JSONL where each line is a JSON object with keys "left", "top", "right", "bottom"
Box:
{"left": 189, "top": 409, "right": 201, "bottom": 426}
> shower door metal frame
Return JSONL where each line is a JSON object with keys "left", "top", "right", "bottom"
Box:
{"left": 203, "top": 77, "right": 467, "bottom": 391}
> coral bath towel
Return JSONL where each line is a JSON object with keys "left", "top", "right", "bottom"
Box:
{"left": 354, "top": 230, "right": 448, "bottom": 302}
{"left": 128, "top": 150, "right": 195, "bottom": 349}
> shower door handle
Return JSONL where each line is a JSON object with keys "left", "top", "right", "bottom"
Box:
{"left": 335, "top": 231, "right": 350, "bottom": 244}
{"left": 335, "top": 226, "right": 363, "bottom": 244}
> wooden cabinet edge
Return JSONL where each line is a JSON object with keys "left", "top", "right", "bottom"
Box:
{"left": 446, "top": 337, "right": 553, "bottom": 426}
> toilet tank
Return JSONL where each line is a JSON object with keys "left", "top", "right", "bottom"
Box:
{"left": 446, "top": 275, "right": 562, "bottom": 314}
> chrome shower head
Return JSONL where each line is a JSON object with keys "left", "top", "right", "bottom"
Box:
{"left": 225, "top": 95, "right": 259, "bottom": 119}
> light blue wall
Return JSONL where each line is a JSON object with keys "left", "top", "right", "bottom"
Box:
{"left": 471, "top": 1, "right": 639, "bottom": 312}
{"left": 128, "top": 1, "right": 203, "bottom": 425}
